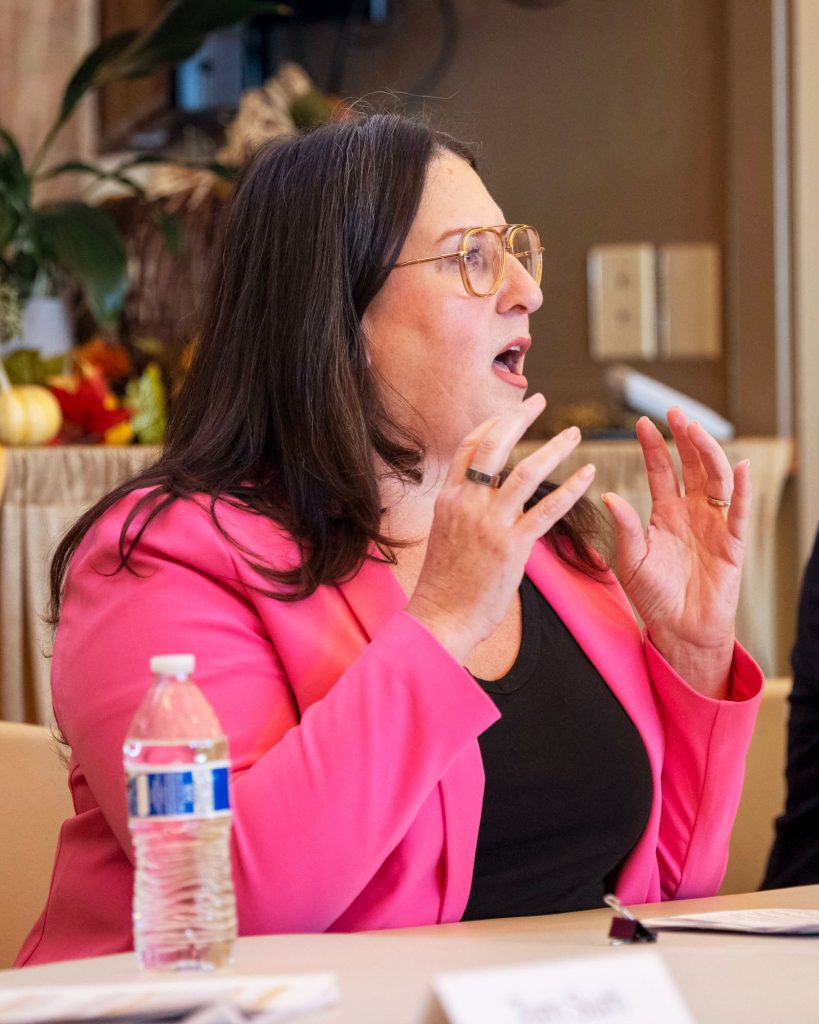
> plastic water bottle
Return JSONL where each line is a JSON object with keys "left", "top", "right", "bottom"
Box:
{"left": 123, "top": 653, "right": 237, "bottom": 971}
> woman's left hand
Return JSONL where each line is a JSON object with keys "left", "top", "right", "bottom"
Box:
{"left": 602, "top": 406, "right": 751, "bottom": 699}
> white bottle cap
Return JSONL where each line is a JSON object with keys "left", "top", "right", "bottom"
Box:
{"left": 150, "top": 653, "right": 196, "bottom": 677}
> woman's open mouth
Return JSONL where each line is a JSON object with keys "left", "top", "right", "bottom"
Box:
{"left": 492, "top": 337, "right": 530, "bottom": 389}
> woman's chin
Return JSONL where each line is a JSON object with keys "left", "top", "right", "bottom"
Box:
{"left": 488, "top": 380, "right": 531, "bottom": 414}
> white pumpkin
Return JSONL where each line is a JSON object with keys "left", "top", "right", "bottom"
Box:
{"left": 0, "top": 384, "right": 63, "bottom": 445}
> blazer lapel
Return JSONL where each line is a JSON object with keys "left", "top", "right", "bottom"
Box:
{"left": 335, "top": 551, "right": 409, "bottom": 639}
{"left": 336, "top": 548, "right": 487, "bottom": 924}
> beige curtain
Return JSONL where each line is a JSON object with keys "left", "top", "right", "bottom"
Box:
{"left": 0, "top": 439, "right": 793, "bottom": 725}
{"left": 0, "top": 446, "right": 159, "bottom": 724}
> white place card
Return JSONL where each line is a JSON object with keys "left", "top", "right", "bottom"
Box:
{"left": 434, "top": 950, "right": 693, "bottom": 1024}
{"left": 0, "top": 971, "right": 338, "bottom": 1024}
{"left": 641, "top": 907, "right": 819, "bottom": 935}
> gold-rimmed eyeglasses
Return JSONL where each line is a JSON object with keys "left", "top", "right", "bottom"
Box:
{"left": 393, "top": 224, "right": 543, "bottom": 298}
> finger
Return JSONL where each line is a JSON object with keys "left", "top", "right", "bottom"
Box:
{"left": 727, "top": 459, "right": 752, "bottom": 543}
{"left": 635, "top": 416, "right": 680, "bottom": 502}
{"left": 601, "top": 491, "right": 648, "bottom": 580}
{"left": 447, "top": 415, "right": 503, "bottom": 485}
{"left": 519, "top": 463, "right": 595, "bottom": 539}
{"left": 498, "top": 426, "right": 582, "bottom": 511}
{"left": 686, "top": 421, "right": 734, "bottom": 503}
{"left": 666, "top": 406, "right": 707, "bottom": 496}
{"left": 460, "top": 392, "right": 547, "bottom": 479}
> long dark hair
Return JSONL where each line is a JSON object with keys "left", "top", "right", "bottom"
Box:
{"left": 49, "top": 113, "right": 605, "bottom": 622}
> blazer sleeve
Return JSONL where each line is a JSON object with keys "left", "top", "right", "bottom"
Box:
{"left": 644, "top": 637, "right": 763, "bottom": 899}
{"left": 763, "top": 529, "right": 819, "bottom": 888}
{"left": 53, "top": 496, "right": 499, "bottom": 934}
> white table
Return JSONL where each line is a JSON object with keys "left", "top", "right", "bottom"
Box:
{"left": 3, "top": 886, "right": 818, "bottom": 1022}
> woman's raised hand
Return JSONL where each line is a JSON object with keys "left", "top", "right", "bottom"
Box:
{"left": 602, "top": 407, "right": 751, "bottom": 698}
{"left": 406, "top": 393, "right": 595, "bottom": 664}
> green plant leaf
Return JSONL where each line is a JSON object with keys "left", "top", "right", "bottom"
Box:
{"left": 33, "top": 202, "right": 128, "bottom": 327}
{"left": 0, "top": 204, "right": 17, "bottom": 252}
{"left": 199, "top": 160, "right": 236, "bottom": 182}
{"left": 0, "top": 127, "right": 26, "bottom": 184}
{"left": 2, "top": 250, "right": 40, "bottom": 296}
{"left": 57, "top": 31, "right": 139, "bottom": 133}
{"left": 125, "top": 361, "right": 167, "bottom": 444}
{"left": 38, "top": 159, "right": 147, "bottom": 198}
{"left": 0, "top": 127, "right": 30, "bottom": 239}
{"left": 40, "top": 159, "right": 100, "bottom": 178}
{"left": 290, "top": 88, "right": 335, "bottom": 132}
{"left": 3, "top": 349, "right": 64, "bottom": 386}
{"left": 153, "top": 208, "right": 185, "bottom": 259}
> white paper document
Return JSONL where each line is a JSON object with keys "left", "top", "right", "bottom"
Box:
{"left": 0, "top": 971, "right": 338, "bottom": 1024}
{"left": 434, "top": 950, "right": 693, "bottom": 1024}
{"left": 641, "top": 908, "right": 819, "bottom": 935}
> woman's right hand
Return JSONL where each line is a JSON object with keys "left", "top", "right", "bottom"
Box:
{"left": 405, "top": 393, "right": 596, "bottom": 664}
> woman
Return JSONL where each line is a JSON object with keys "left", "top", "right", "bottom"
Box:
{"left": 17, "top": 113, "right": 761, "bottom": 965}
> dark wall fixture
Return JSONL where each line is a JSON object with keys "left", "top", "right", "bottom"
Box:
{"left": 256, "top": 0, "right": 460, "bottom": 101}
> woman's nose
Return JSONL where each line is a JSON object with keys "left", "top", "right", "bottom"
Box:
{"left": 496, "top": 253, "right": 543, "bottom": 315}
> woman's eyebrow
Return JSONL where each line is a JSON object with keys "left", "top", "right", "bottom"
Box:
{"left": 432, "top": 223, "right": 507, "bottom": 245}
{"left": 433, "top": 227, "right": 466, "bottom": 245}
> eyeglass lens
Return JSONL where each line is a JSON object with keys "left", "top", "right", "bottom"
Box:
{"left": 463, "top": 227, "right": 541, "bottom": 295}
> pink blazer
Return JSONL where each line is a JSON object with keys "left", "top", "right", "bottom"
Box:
{"left": 17, "top": 491, "right": 762, "bottom": 966}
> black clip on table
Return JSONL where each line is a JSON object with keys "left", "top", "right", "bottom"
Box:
{"left": 604, "top": 893, "right": 658, "bottom": 945}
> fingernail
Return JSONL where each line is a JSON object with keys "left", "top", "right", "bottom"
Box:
{"left": 562, "top": 426, "right": 581, "bottom": 441}
{"left": 527, "top": 392, "right": 546, "bottom": 404}
{"left": 579, "top": 463, "right": 595, "bottom": 479}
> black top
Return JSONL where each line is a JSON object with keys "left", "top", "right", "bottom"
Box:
{"left": 462, "top": 576, "right": 653, "bottom": 920}
{"left": 763, "top": 528, "right": 819, "bottom": 888}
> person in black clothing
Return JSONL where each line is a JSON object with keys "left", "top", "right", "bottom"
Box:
{"left": 764, "top": 529, "right": 819, "bottom": 887}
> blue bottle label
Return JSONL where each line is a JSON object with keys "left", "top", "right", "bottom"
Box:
{"left": 127, "top": 762, "right": 231, "bottom": 820}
